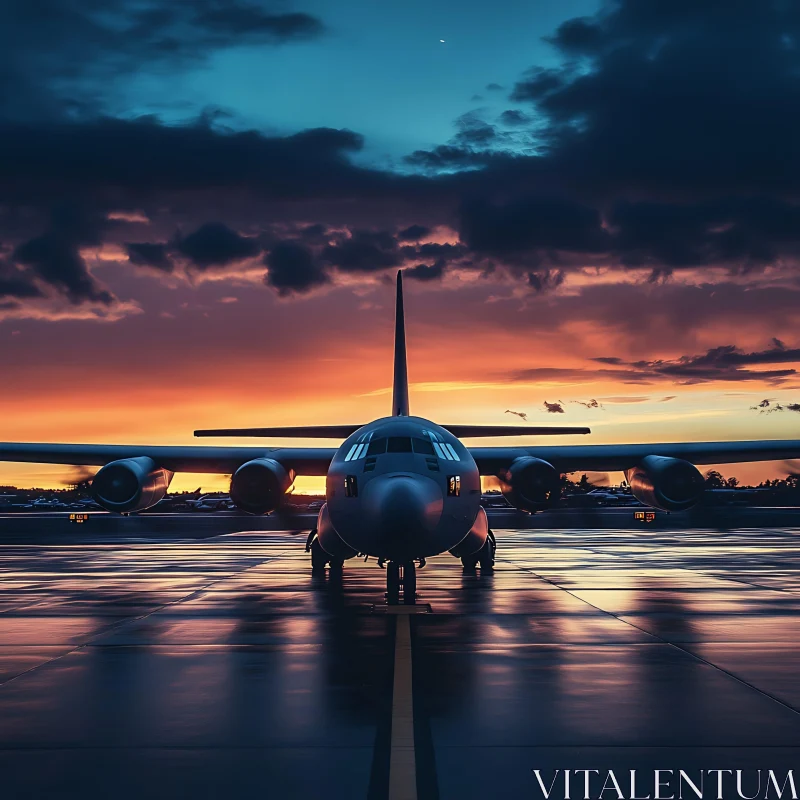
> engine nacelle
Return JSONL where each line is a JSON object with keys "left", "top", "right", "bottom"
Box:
{"left": 625, "top": 455, "right": 705, "bottom": 511}
{"left": 229, "top": 458, "right": 292, "bottom": 515}
{"left": 449, "top": 505, "right": 489, "bottom": 558}
{"left": 91, "top": 457, "right": 173, "bottom": 513}
{"left": 316, "top": 503, "right": 358, "bottom": 559}
{"left": 499, "top": 457, "right": 561, "bottom": 512}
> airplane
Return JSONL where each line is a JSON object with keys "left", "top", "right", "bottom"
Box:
{"left": 1, "top": 270, "right": 800, "bottom": 604}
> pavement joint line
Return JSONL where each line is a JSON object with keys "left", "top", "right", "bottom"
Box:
{"left": 389, "top": 613, "right": 418, "bottom": 800}
{"left": 516, "top": 536, "right": 798, "bottom": 594}
{"left": 0, "top": 544, "right": 297, "bottom": 689}
{"left": 498, "top": 550, "right": 800, "bottom": 719}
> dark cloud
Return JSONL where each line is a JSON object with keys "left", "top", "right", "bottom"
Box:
{"left": 510, "top": 0, "right": 800, "bottom": 197}
{"left": 413, "top": 242, "right": 466, "bottom": 260}
{"left": 0, "top": 1, "right": 325, "bottom": 119}
{"left": 11, "top": 209, "right": 114, "bottom": 305}
{"left": 404, "top": 144, "right": 493, "bottom": 172}
{"left": 572, "top": 398, "right": 603, "bottom": 409}
{"left": 543, "top": 401, "right": 565, "bottom": 414}
{"left": 460, "top": 196, "right": 609, "bottom": 256}
{"left": 0, "top": 262, "right": 42, "bottom": 300}
{"left": 452, "top": 112, "right": 496, "bottom": 148}
{"left": 592, "top": 343, "right": 800, "bottom": 385}
{"left": 397, "top": 0, "right": 800, "bottom": 279}
{"left": 499, "top": 110, "right": 529, "bottom": 126}
{"left": 0, "top": 119, "right": 375, "bottom": 206}
{"left": 750, "top": 399, "right": 800, "bottom": 414}
{"left": 322, "top": 230, "right": 402, "bottom": 273}
{"left": 175, "top": 222, "right": 261, "bottom": 269}
{"left": 609, "top": 197, "right": 800, "bottom": 273}
{"left": 5, "top": 0, "right": 800, "bottom": 319}
{"left": 527, "top": 269, "right": 565, "bottom": 293}
{"left": 397, "top": 224, "right": 430, "bottom": 242}
{"left": 125, "top": 242, "right": 174, "bottom": 273}
{"left": 404, "top": 263, "right": 444, "bottom": 282}
{"left": 265, "top": 240, "right": 329, "bottom": 296}
{"left": 13, "top": 235, "right": 112, "bottom": 305}
{"left": 296, "top": 224, "right": 330, "bottom": 245}
{"left": 485, "top": 83, "right": 504, "bottom": 92}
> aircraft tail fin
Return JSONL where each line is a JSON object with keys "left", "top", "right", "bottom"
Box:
{"left": 392, "top": 270, "right": 410, "bottom": 416}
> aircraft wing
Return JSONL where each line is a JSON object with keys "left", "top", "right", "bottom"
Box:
{"left": 0, "top": 443, "right": 337, "bottom": 476}
{"left": 469, "top": 440, "right": 800, "bottom": 475}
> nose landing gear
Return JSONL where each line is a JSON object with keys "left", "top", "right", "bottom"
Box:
{"left": 386, "top": 560, "right": 418, "bottom": 605}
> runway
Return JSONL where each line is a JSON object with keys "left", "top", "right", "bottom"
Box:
{"left": 1, "top": 513, "right": 800, "bottom": 799}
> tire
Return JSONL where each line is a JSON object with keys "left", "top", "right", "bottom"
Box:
{"left": 479, "top": 531, "right": 496, "bottom": 571}
{"left": 402, "top": 561, "right": 416, "bottom": 605}
{"left": 310, "top": 537, "right": 328, "bottom": 573}
{"left": 461, "top": 554, "right": 478, "bottom": 573}
{"left": 305, "top": 528, "right": 318, "bottom": 553}
{"left": 387, "top": 562, "right": 400, "bottom": 605}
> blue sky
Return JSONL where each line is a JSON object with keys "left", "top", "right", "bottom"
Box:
{"left": 118, "top": 0, "right": 598, "bottom": 161}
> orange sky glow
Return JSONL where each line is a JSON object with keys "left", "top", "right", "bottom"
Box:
{"left": 1, "top": 272, "right": 799, "bottom": 492}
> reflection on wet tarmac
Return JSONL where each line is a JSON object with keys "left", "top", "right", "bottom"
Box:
{"left": 1, "top": 519, "right": 800, "bottom": 798}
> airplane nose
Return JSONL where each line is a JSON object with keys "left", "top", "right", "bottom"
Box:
{"left": 362, "top": 474, "right": 443, "bottom": 560}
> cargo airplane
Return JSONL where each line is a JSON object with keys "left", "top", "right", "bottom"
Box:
{"left": 2, "top": 272, "right": 799, "bottom": 604}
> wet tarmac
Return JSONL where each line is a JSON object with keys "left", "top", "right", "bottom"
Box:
{"left": 1, "top": 512, "right": 800, "bottom": 799}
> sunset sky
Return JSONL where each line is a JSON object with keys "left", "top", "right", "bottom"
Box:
{"left": 1, "top": 0, "right": 800, "bottom": 491}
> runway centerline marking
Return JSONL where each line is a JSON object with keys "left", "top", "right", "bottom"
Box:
{"left": 389, "top": 613, "right": 417, "bottom": 800}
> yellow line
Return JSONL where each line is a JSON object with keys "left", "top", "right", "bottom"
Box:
{"left": 388, "top": 613, "right": 417, "bottom": 800}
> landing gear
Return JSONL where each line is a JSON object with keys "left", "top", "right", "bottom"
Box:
{"left": 385, "top": 560, "right": 417, "bottom": 605}
{"left": 310, "top": 536, "right": 327, "bottom": 574}
{"left": 402, "top": 561, "right": 416, "bottom": 605}
{"left": 387, "top": 562, "right": 400, "bottom": 604}
{"left": 308, "top": 531, "right": 344, "bottom": 575}
{"left": 461, "top": 529, "right": 496, "bottom": 573}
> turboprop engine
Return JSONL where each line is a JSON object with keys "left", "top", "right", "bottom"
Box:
{"left": 91, "top": 457, "right": 173, "bottom": 513}
{"left": 229, "top": 458, "right": 293, "bottom": 515}
{"left": 625, "top": 455, "right": 705, "bottom": 511}
{"left": 499, "top": 456, "right": 562, "bottom": 512}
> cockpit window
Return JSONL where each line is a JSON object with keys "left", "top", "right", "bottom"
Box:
{"left": 367, "top": 438, "right": 387, "bottom": 456}
{"left": 422, "top": 429, "right": 461, "bottom": 461}
{"left": 354, "top": 433, "right": 458, "bottom": 460}
{"left": 344, "top": 430, "right": 375, "bottom": 461}
{"left": 412, "top": 437, "right": 435, "bottom": 455}
{"left": 386, "top": 436, "right": 412, "bottom": 453}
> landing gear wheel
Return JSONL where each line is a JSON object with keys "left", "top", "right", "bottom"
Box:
{"left": 461, "top": 554, "right": 478, "bottom": 573}
{"left": 402, "top": 561, "right": 417, "bottom": 605}
{"left": 305, "top": 528, "right": 318, "bottom": 553}
{"left": 328, "top": 559, "right": 344, "bottom": 582}
{"left": 478, "top": 530, "right": 496, "bottom": 571}
{"left": 387, "top": 562, "right": 400, "bottom": 605}
{"left": 310, "top": 536, "right": 328, "bottom": 574}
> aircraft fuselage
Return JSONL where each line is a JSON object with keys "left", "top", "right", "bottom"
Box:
{"left": 322, "top": 416, "right": 483, "bottom": 562}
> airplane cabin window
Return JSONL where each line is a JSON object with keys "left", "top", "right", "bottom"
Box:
{"left": 345, "top": 475, "right": 358, "bottom": 497}
{"left": 412, "top": 437, "right": 435, "bottom": 455}
{"left": 387, "top": 436, "right": 412, "bottom": 453}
